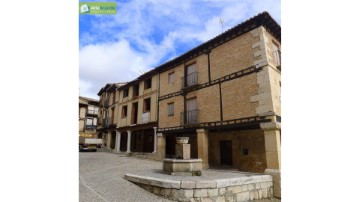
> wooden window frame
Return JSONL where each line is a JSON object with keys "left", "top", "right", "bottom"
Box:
{"left": 168, "top": 102, "right": 174, "bottom": 116}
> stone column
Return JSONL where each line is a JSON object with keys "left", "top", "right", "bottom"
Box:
{"left": 157, "top": 133, "right": 166, "bottom": 160}
{"left": 196, "top": 129, "right": 209, "bottom": 169}
{"left": 115, "top": 131, "right": 121, "bottom": 153}
{"left": 106, "top": 132, "right": 111, "bottom": 150}
{"left": 153, "top": 127, "right": 157, "bottom": 153}
{"left": 261, "top": 120, "right": 281, "bottom": 198}
{"left": 126, "top": 131, "right": 131, "bottom": 153}
{"left": 261, "top": 122, "right": 281, "bottom": 169}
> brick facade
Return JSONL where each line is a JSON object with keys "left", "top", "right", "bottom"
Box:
{"left": 95, "top": 12, "right": 281, "bottom": 196}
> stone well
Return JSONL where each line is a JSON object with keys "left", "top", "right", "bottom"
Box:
{"left": 162, "top": 137, "right": 203, "bottom": 175}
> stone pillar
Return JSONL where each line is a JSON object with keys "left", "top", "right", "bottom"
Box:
{"left": 157, "top": 133, "right": 166, "bottom": 160}
{"left": 261, "top": 120, "right": 281, "bottom": 198}
{"left": 115, "top": 131, "right": 121, "bottom": 152}
{"left": 261, "top": 122, "right": 281, "bottom": 169}
{"left": 126, "top": 130, "right": 131, "bottom": 153}
{"left": 153, "top": 127, "right": 157, "bottom": 153}
{"left": 106, "top": 132, "right": 111, "bottom": 150}
{"left": 196, "top": 129, "right": 209, "bottom": 169}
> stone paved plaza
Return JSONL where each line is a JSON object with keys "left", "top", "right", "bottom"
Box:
{"left": 80, "top": 152, "right": 280, "bottom": 202}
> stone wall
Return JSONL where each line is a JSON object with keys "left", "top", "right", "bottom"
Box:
{"left": 125, "top": 174, "right": 273, "bottom": 202}
{"left": 208, "top": 129, "right": 267, "bottom": 173}
{"left": 158, "top": 28, "right": 262, "bottom": 129}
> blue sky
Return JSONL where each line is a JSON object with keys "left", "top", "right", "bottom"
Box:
{"left": 79, "top": 0, "right": 280, "bottom": 99}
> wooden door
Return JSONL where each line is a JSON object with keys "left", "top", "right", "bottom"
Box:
{"left": 220, "top": 140, "right": 233, "bottom": 166}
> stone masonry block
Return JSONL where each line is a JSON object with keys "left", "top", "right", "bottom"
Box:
{"left": 196, "top": 181, "right": 217, "bottom": 189}
{"left": 161, "top": 179, "right": 181, "bottom": 189}
{"left": 254, "top": 50, "right": 265, "bottom": 58}
{"left": 178, "top": 198, "right": 191, "bottom": 202}
{"left": 184, "top": 189, "right": 194, "bottom": 198}
{"left": 227, "top": 185, "right": 242, "bottom": 194}
{"left": 181, "top": 181, "right": 196, "bottom": 189}
{"left": 240, "top": 184, "right": 249, "bottom": 192}
{"left": 219, "top": 188, "right": 226, "bottom": 196}
{"left": 249, "top": 190, "right": 259, "bottom": 200}
{"left": 177, "top": 189, "right": 194, "bottom": 198}
{"left": 152, "top": 186, "right": 164, "bottom": 196}
{"left": 254, "top": 58, "right": 267, "bottom": 65}
{"left": 229, "top": 178, "right": 243, "bottom": 186}
{"left": 215, "top": 179, "right": 231, "bottom": 188}
{"left": 256, "top": 105, "right": 273, "bottom": 115}
{"left": 261, "top": 182, "right": 269, "bottom": 189}
{"left": 150, "top": 179, "right": 163, "bottom": 187}
{"left": 215, "top": 196, "right": 226, "bottom": 202}
{"left": 248, "top": 183, "right": 256, "bottom": 191}
{"left": 240, "top": 176, "right": 253, "bottom": 185}
{"left": 252, "top": 42, "right": 261, "bottom": 48}
{"left": 258, "top": 188, "right": 268, "bottom": 199}
{"left": 139, "top": 178, "right": 152, "bottom": 185}
{"left": 194, "top": 189, "right": 208, "bottom": 198}
{"left": 201, "top": 198, "right": 213, "bottom": 202}
{"left": 208, "top": 188, "right": 219, "bottom": 197}
{"left": 236, "top": 192, "right": 250, "bottom": 202}
{"left": 250, "top": 95, "right": 260, "bottom": 102}
{"left": 190, "top": 198, "right": 201, "bottom": 202}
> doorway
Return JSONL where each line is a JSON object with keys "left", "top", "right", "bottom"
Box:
{"left": 220, "top": 140, "right": 233, "bottom": 166}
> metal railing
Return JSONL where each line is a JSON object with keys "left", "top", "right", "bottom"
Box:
{"left": 85, "top": 125, "right": 97, "bottom": 130}
{"left": 102, "top": 117, "right": 113, "bottom": 127}
{"left": 181, "top": 72, "right": 198, "bottom": 89}
{"left": 87, "top": 110, "right": 98, "bottom": 115}
{"left": 273, "top": 50, "right": 281, "bottom": 67}
{"left": 104, "top": 99, "right": 109, "bottom": 108}
{"left": 181, "top": 109, "right": 198, "bottom": 125}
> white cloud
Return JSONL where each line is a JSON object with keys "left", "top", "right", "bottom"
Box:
{"left": 79, "top": 0, "right": 281, "bottom": 99}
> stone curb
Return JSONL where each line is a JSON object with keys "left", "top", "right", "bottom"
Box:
{"left": 125, "top": 173, "right": 273, "bottom": 189}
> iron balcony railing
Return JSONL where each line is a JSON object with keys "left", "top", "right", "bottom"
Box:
{"left": 104, "top": 99, "right": 109, "bottom": 108}
{"left": 273, "top": 50, "right": 281, "bottom": 67}
{"left": 85, "top": 125, "right": 97, "bottom": 130}
{"left": 87, "top": 110, "right": 98, "bottom": 115}
{"left": 102, "top": 117, "right": 113, "bottom": 127}
{"left": 181, "top": 109, "right": 198, "bottom": 125}
{"left": 181, "top": 72, "right": 198, "bottom": 89}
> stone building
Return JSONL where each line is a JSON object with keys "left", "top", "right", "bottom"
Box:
{"left": 96, "top": 11, "right": 281, "bottom": 196}
{"left": 97, "top": 82, "right": 127, "bottom": 149}
{"left": 156, "top": 11, "right": 280, "bottom": 174}
{"left": 97, "top": 71, "right": 160, "bottom": 158}
{"left": 79, "top": 96, "right": 99, "bottom": 138}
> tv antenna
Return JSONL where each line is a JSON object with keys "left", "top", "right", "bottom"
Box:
{"left": 219, "top": 17, "right": 224, "bottom": 33}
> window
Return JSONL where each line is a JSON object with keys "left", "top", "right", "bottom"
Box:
{"left": 86, "top": 117, "right": 97, "bottom": 130}
{"left": 144, "top": 78, "right": 152, "bottom": 89}
{"left": 168, "top": 72, "right": 175, "bottom": 84}
{"left": 143, "top": 98, "right": 151, "bottom": 112}
{"left": 123, "top": 88, "right": 129, "bottom": 98}
{"left": 133, "top": 84, "right": 139, "bottom": 97}
{"left": 185, "top": 97, "right": 197, "bottom": 124}
{"left": 94, "top": 106, "right": 99, "bottom": 114}
{"left": 168, "top": 102, "right": 174, "bottom": 116}
{"left": 112, "top": 92, "right": 116, "bottom": 104}
{"left": 185, "top": 63, "right": 197, "bottom": 87}
{"left": 272, "top": 41, "right": 281, "bottom": 67}
{"left": 121, "top": 105, "right": 128, "bottom": 118}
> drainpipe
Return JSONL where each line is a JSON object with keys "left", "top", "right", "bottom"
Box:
{"left": 153, "top": 127, "right": 157, "bottom": 153}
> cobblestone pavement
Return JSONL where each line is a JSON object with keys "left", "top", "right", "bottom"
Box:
{"left": 80, "top": 152, "right": 172, "bottom": 202}
{"left": 80, "top": 151, "right": 280, "bottom": 202}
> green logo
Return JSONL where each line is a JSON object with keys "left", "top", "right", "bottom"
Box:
{"left": 79, "top": 2, "right": 116, "bottom": 15}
